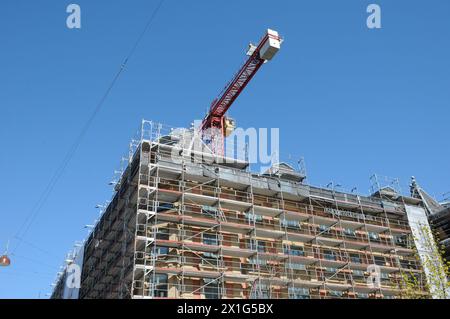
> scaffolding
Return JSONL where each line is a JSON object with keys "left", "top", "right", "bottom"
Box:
{"left": 77, "top": 120, "right": 430, "bottom": 299}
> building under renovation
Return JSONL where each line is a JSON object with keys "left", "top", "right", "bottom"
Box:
{"left": 50, "top": 29, "right": 447, "bottom": 299}
{"left": 47, "top": 120, "right": 444, "bottom": 299}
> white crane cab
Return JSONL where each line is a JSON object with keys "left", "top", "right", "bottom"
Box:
{"left": 259, "top": 29, "right": 282, "bottom": 61}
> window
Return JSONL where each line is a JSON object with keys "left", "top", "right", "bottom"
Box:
{"left": 368, "top": 232, "right": 380, "bottom": 242}
{"left": 343, "top": 228, "right": 356, "bottom": 238}
{"left": 353, "top": 270, "right": 364, "bottom": 277}
{"left": 288, "top": 287, "right": 309, "bottom": 299}
{"left": 155, "top": 246, "right": 169, "bottom": 255}
{"left": 202, "top": 252, "right": 218, "bottom": 266}
{"left": 240, "top": 262, "right": 252, "bottom": 273}
{"left": 380, "top": 272, "right": 389, "bottom": 280}
{"left": 157, "top": 203, "right": 174, "bottom": 212}
{"left": 323, "top": 250, "right": 336, "bottom": 261}
{"left": 400, "top": 259, "right": 415, "bottom": 269}
{"left": 249, "top": 258, "right": 267, "bottom": 266}
{"left": 287, "top": 263, "right": 306, "bottom": 271}
{"left": 256, "top": 241, "right": 266, "bottom": 253}
{"left": 374, "top": 256, "right": 385, "bottom": 266}
{"left": 249, "top": 239, "right": 266, "bottom": 252}
{"left": 394, "top": 234, "right": 408, "bottom": 247}
{"left": 281, "top": 219, "right": 300, "bottom": 230}
{"left": 203, "top": 279, "right": 220, "bottom": 299}
{"left": 203, "top": 233, "right": 218, "bottom": 246}
{"left": 319, "top": 225, "right": 329, "bottom": 233}
{"left": 329, "top": 290, "right": 342, "bottom": 297}
{"left": 325, "top": 267, "right": 338, "bottom": 275}
{"left": 245, "top": 212, "right": 263, "bottom": 223}
{"left": 156, "top": 228, "right": 169, "bottom": 240}
{"left": 154, "top": 274, "right": 168, "bottom": 298}
{"left": 251, "top": 284, "right": 270, "bottom": 298}
{"left": 349, "top": 253, "right": 361, "bottom": 264}
{"left": 284, "top": 245, "right": 305, "bottom": 256}
{"left": 202, "top": 206, "right": 218, "bottom": 218}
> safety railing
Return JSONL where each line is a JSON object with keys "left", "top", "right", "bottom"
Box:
{"left": 138, "top": 175, "right": 412, "bottom": 233}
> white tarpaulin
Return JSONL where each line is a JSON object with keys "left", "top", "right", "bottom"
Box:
{"left": 62, "top": 244, "right": 84, "bottom": 299}
{"left": 405, "top": 205, "right": 449, "bottom": 299}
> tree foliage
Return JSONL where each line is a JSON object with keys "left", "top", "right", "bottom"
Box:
{"left": 400, "top": 224, "right": 450, "bottom": 299}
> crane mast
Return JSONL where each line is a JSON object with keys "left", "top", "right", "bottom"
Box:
{"left": 200, "top": 29, "right": 282, "bottom": 155}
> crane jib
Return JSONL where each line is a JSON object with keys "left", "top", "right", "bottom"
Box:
{"left": 200, "top": 30, "right": 281, "bottom": 132}
{"left": 210, "top": 55, "right": 264, "bottom": 117}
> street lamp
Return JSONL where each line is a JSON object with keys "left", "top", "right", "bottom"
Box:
{"left": 0, "top": 255, "right": 10, "bottom": 267}
{"left": 0, "top": 240, "right": 11, "bottom": 267}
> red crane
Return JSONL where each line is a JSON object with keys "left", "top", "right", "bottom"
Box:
{"left": 200, "top": 29, "right": 283, "bottom": 155}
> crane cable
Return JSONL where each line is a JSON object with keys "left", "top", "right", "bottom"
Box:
{"left": 9, "top": 0, "right": 166, "bottom": 256}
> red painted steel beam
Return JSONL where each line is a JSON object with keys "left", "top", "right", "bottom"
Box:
{"left": 200, "top": 33, "right": 271, "bottom": 132}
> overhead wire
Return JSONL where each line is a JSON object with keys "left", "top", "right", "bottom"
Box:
{"left": 10, "top": 0, "right": 166, "bottom": 255}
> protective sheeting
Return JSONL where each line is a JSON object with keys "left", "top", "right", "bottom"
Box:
{"left": 216, "top": 167, "right": 251, "bottom": 185}
{"left": 53, "top": 244, "right": 84, "bottom": 299}
{"left": 418, "top": 188, "right": 444, "bottom": 215}
{"left": 405, "top": 205, "right": 450, "bottom": 299}
{"left": 410, "top": 177, "right": 443, "bottom": 215}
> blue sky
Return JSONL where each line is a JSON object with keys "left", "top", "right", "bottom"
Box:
{"left": 1, "top": 0, "right": 449, "bottom": 298}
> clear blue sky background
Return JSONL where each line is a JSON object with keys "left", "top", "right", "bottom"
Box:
{"left": 0, "top": 0, "right": 449, "bottom": 298}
